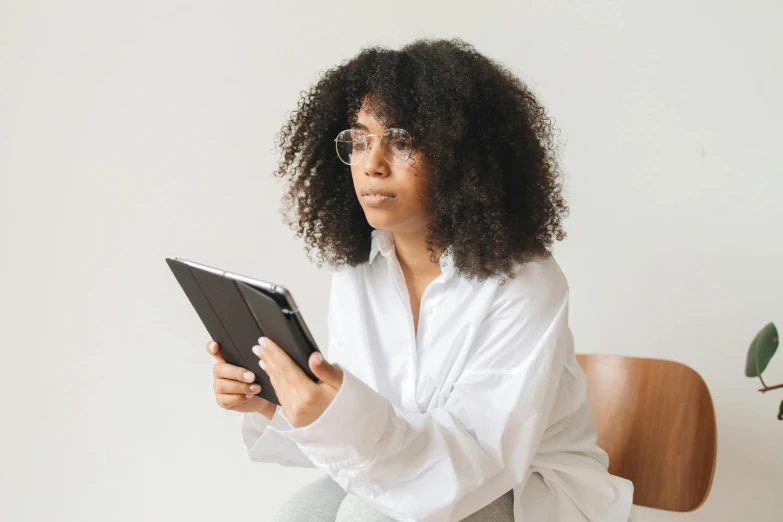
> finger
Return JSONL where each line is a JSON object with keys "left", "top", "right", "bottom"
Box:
{"left": 214, "top": 377, "right": 262, "bottom": 396}
{"left": 309, "top": 352, "right": 343, "bottom": 389}
{"left": 216, "top": 393, "right": 256, "bottom": 410}
{"left": 213, "top": 362, "right": 258, "bottom": 384}
{"left": 206, "top": 340, "right": 226, "bottom": 363}
{"left": 254, "top": 337, "right": 312, "bottom": 388}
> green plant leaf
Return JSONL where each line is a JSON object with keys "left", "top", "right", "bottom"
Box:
{"left": 745, "top": 322, "right": 779, "bottom": 378}
{"left": 779, "top": 399, "right": 783, "bottom": 421}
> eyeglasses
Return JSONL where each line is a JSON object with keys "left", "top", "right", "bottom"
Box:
{"left": 334, "top": 128, "right": 413, "bottom": 166}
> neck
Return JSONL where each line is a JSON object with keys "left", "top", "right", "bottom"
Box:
{"left": 391, "top": 228, "right": 444, "bottom": 280}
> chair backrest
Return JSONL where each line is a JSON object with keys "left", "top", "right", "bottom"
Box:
{"left": 576, "top": 354, "right": 717, "bottom": 512}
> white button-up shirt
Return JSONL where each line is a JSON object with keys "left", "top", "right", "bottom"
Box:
{"left": 241, "top": 229, "right": 636, "bottom": 522}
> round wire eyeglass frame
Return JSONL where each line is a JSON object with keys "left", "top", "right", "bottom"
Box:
{"left": 333, "top": 128, "right": 413, "bottom": 166}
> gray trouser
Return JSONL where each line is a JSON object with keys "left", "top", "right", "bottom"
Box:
{"left": 273, "top": 475, "right": 514, "bottom": 522}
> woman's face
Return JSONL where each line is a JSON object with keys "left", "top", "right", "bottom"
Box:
{"left": 349, "top": 105, "right": 430, "bottom": 235}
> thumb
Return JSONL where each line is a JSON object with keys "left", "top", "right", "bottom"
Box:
{"left": 207, "top": 341, "right": 226, "bottom": 363}
{"left": 309, "top": 352, "right": 343, "bottom": 388}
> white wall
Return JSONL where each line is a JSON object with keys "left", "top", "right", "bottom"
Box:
{"left": 1, "top": 1, "right": 780, "bottom": 520}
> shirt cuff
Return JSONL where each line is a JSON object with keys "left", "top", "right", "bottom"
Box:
{"left": 242, "top": 407, "right": 315, "bottom": 467}
{"left": 268, "top": 368, "right": 394, "bottom": 471}
{"left": 241, "top": 408, "right": 276, "bottom": 451}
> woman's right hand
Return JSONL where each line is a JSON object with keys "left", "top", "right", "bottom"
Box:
{"left": 207, "top": 340, "right": 276, "bottom": 420}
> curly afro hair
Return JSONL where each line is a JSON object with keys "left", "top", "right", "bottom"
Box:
{"left": 273, "top": 37, "right": 568, "bottom": 282}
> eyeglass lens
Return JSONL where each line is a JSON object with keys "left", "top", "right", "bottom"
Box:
{"left": 335, "top": 128, "right": 412, "bottom": 166}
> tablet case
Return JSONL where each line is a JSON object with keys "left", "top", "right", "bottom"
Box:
{"left": 166, "top": 258, "right": 319, "bottom": 406}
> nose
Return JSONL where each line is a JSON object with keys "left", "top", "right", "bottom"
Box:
{"left": 362, "top": 136, "right": 390, "bottom": 177}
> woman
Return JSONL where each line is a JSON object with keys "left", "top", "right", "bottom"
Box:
{"left": 207, "top": 38, "right": 636, "bottom": 522}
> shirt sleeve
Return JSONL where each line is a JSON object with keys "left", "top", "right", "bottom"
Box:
{"left": 240, "top": 406, "right": 316, "bottom": 468}
{"left": 239, "top": 269, "right": 344, "bottom": 469}
{"left": 267, "top": 264, "right": 572, "bottom": 522}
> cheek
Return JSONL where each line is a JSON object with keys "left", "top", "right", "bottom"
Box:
{"left": 407, "top": 175, "right": 426, "bottom": 197}
{"left": 404, "top": 168, "right": 429, "bottom": 204}
{"left": 350, "top": 169, "right": 362, "bottom": 193}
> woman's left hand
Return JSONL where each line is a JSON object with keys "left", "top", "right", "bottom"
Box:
{"left": 252, "top": 337, "right": 343, "bottom": 428}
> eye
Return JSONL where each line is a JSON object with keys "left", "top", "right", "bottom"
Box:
{"left": 384, "top": 129, "right": 412, "bottom": 149}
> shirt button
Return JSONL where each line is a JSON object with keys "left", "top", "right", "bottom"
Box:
{"left": 428, "top": 307, "right": 434, "bottom": 314}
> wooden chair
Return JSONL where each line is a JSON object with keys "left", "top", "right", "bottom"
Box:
{"left": 576, "top": 354, "right": 717, "bottom": 512}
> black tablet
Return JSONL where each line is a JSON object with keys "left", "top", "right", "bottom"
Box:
{"left": 166, "top": 257, "right": 320, "bottom": 406}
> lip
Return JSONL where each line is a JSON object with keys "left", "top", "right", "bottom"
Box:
{"left": 360, "top": 185, "right": 397, "bottom": 207}
{"left": 361, "top": 185, "right": 396, "bottom": 197}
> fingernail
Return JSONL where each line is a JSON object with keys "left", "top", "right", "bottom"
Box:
{"left": 258, "top": 337, "right": 269, "bottom": 348}
{"left": 252, "top": 345, "right": 260, "bottom": 356}
{"left": 313, "top": 352, "right": 323, "bottom": 364}
{"left": 243, "top": 371, "right": 255, "bottom": 382}
{"left": 259, "top": 360, "right": 267, "bottom": 371}
{"left": 250, "top": 384, "right": 261, "bottom": 392}
{"left": 245, "top": 394, "right": 255, "bottom": 398}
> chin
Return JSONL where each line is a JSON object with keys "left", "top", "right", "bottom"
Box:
{"left": 363, "top": 209, "right": 398, "bottom": 230}
{"left": 365, "top": 216, "right": 394, "bottom": 230}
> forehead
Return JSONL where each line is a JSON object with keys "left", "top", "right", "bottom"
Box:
{"left": 352, "top": 93, "right": 403, "bottom": 130}
{"left": 353, "top": 107, "right": 387, "bottom": 132}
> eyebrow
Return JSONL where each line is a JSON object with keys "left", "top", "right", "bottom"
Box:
{"left": 352, "top": 121, "right": 400, "bottom": 134}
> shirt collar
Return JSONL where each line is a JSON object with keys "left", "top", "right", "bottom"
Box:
{"left": 438, "top": 245, "right": 455, "bottom": 279}
{"left": 369, "top": 229, "right": 395, "bottom": 265}
{"left": 368, "top": 229, "right": 456, "bottom": 279}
